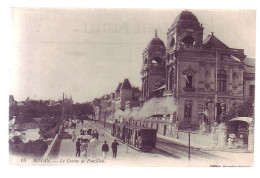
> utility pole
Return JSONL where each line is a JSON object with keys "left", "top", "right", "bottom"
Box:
{"left": 188, "top": 121, "right": 191, "bottom": 160}
{"left": 215, "top": 49, "right": 218, "bottom": 121}
{"left": 62, "top": 93, "right": 64, "bottom": 121}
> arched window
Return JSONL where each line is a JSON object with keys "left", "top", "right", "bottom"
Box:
{"left": 170, "top": 37, "right": 175, "bottom": 47}
{"left": 151, "top": 57, "right": 163, "bottom": 65}
{"left": 217, "top": 70, "right": 227, "bottom": 93}
{"left": 184, "top": 101, "right": 192, "bottom": 118}
{"left": 143, "top": 80, "right": 147, "bottom": 97}
{"left": 186, "top": 76, "right": 193, "bottom": 88}
{"left": 168, "top": 67, "right": 174, "bottom": 90}
{"left": 144, "top": 58, "right": 148, "bottom": 64}
{"left": 182, "top": 35, "right": 195, "bottom": 45}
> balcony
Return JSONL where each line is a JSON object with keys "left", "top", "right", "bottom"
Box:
{"left": 178, "top": 44, "right": 202, "bottom": 51}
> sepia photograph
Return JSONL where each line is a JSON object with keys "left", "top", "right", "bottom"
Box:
{"left": 8, "top": 7, "right": 256, "bottom": 167}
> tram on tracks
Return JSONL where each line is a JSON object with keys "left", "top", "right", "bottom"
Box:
{"left": 111, "top": 122, "right": 157, "bottom": 152}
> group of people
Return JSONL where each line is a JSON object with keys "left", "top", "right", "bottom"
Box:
{"left": 64, "top": 116, "right": 84, "bottom": 130}
{"left": 70, "top": 119, "right": 121, "bottom": 160}
{"left": 75, "top": 136, "right": 98, "bottom": 158}
{"left": 80, "top": 129, "right": 99, "bottom": 140}
{"left": 76, "top": 137, "right": 120, "bottom": 160}
{"left": 101, "top": 139, "right": 120, "bottom": 159}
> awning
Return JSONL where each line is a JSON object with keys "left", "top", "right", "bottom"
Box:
{"left": 152, "top": 84, "right": 166, "bottom": 92}
{"left": 229, "top": 117, "right": 253, "bottom": 124}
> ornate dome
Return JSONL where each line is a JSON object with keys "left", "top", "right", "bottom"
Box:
{"left": 173, "top": 10, "right": 198, "bottom": 24}
{"left": 147, "top": 30, "right": 165, "bottom": 48}
{"left": 149, "top": 37, "right": 165, "bottom": 46}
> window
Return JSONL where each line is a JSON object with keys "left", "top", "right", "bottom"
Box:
{"left": 186, "top": 76, "right": 193, "bottom": 88}
{"left": 168, "top": 68, "right": 174, "bottom": 90}
{"left": 182, "top": 35, "right": 195, "bottom": 45}
{"left": 250, "top": 85, "right": 255, "bottom": 97}
{"left": 144, "top": 58, "right": 148, "bottom": 64}
{"left": 184, "top": 101, "right": 192, "bottom": 118}
{"left": 151, "top": 57, "right": 163, "bottom": 65}
{"left": 217, "top": 70, "right": 227, "bottom": 93}
{"left": 170, "top": 38, "right": 175, "bottom": 47}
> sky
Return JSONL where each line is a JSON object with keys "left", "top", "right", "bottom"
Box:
{"left": 10, "top": 9, "right": 256, "bottom": 103}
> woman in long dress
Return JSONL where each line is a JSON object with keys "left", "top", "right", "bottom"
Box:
{"left": 71, "top": 130, "right": 76, "bottom": 142}
{"left": 81, "top": 140, "right": 88, "bottom": 158}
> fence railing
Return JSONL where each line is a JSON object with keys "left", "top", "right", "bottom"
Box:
{"left": 42, "top": 125, "right": 63, "bottom": 159}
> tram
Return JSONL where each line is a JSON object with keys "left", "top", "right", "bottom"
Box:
{"left": 111, "top": 122, "right": 157, "bottom": 152}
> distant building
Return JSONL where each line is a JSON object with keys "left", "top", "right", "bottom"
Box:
{"left": 9, "top": 95, "right": 17, "bottom": 106}
{"left": 94, "top": 79, "right": 141, "bottom": 123}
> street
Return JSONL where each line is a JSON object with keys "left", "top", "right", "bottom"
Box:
{"left": 56, "top": 120, "right": 253, "bottom": 166}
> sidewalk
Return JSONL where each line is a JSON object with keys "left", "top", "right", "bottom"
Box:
{"left": 157, "top": 134, "right": 211, "bottom": 150}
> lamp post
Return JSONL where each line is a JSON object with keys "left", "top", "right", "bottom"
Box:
{"left": 187, "top": 102, "right": 191, "bottom": 160}
{"left": 188, "top": 123, "right": 191, "bottom": 160}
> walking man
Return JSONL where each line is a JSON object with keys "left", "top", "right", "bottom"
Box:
{"left": 102, "top": 140, "right": 109, "bottom": 160}
{"left": 81, "top": 118, "right": 84, "bottom": 126}
{"left": 76, "top": 138, "right": 81, "bottom": 157}
{"left": 111, "top": 139, "right": 119, "bottom": 159}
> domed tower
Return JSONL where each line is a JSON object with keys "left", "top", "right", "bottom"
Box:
{"left": 165, "top": 10, "right": 205, "bottom": 128}
{"left": 165, "top": 10, "right": 204, "bottom": 93}
{"left": 141, "top": 30, "right": 166, "bottom": 101}
{"left": 167, "top": 10, "right": 204, "bottom": 52}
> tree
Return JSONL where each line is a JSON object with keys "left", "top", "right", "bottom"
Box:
{"left": 225, "top": 98, "right": 254, "bottom": 122}
{"left": 72, "top": 103, "right": 94, "bottom": 116}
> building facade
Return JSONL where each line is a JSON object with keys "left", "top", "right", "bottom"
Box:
{"left": 140, "top": 10, "right": 255, "bottom": 131}
{"left": 141, "top": 31, "right": 166, "bottom": 101}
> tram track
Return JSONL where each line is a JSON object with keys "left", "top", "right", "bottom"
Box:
{"left": 156, "top": 137, "right": 226, "bottom": 160}
{"left": 95, "top": 121, "right": 226, "bottom": 160}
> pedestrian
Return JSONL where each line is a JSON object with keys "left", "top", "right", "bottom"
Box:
{"left": 88, "top": 136, "right": 98, "bottom": 159}
{"left": 80, "top": 129, "right": 84, "bottom": 135}
{"left": 91, "top": 131, "right": 95, "bottom": 138}
{"left": 87, "top": 129, "right": 92, "bottom": 135}
{"left": 69, "top": 119, "right": 72, "bottom": 129}
{"left": 65, "top": 120, "right": 69, "bottom": 129}
{"left": 81, "top": 119, "right": 84, "bottom": 126}
{"left": 76, "top": 138, "right": 81, "bottom": 157}
{"left": 72, "top": 119, "right": 76, "bottom": 129}
{"left": 96, "top": 131, "right": 99, "bottom": 140}
{"left": 111, "top": 139, "right": 119, "bottom": 159}
{"left": 71, "top": 130, "right": 76, "bottom": 142}
{"left": 102, "top": 140, "right": 109, "bottom": 160}
{"left": 81, "top": 140, "right": 88, "bottom": 158}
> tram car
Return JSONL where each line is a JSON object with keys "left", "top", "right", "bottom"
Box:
{"left": 111, "top": 122, "right": 157, "bottom": 152}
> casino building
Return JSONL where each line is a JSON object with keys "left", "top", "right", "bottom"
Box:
{"left": 140, "top": 10, "right": 255, "bottom": 132}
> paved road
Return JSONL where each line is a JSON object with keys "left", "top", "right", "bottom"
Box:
{"left": 57, "top": 120, "right": 176, "bottom": 166}
{"left": 95, "top": 121, "right": 226, "bottom": 161}
{"left": 55, "top": 120, "right": 252, "bottom": 166}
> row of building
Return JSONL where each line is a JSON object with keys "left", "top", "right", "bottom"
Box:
{"left": 91, "top": 10, "right": 255, "bottom": 136}
{"left": 91, "top": 79, "right": 141, "bottom": 123}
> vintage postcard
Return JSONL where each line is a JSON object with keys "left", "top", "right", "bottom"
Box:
{"left": 9, "top": 8, "right": 256, "bottom": 167}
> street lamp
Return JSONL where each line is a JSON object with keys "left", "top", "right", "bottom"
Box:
{"left": 187, "top": 102, "right": 191, "bottom": 160}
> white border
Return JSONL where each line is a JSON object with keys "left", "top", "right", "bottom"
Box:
{"left": 1, "top": 0, "right": 259, "bottom": 178}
